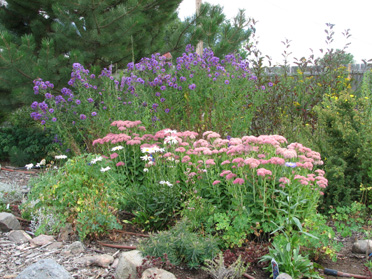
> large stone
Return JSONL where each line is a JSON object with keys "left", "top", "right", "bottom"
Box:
{"left": 63, "top": 241, "right": 85, "bottom": 255}
{"left": 115, "top": 250, "right": 143, "bottom": 279}
{"left": 141, "top": 268, "right": 176, "bottom": 279}
{"left": 30, "top": 234, "right": 55, "bottom": 246}
{"left": 46, "top": 241, "right": 63, "bottom": 251}
{"left": 8, "top": 230, "right": 32, "bottom": 244}
{"left": 15, "top": 258, "right": 72, "bottom": 279}
{"left": 352, "top": 239, "right": 372, "bottom": 254}
{"left": 77, "top": 254, "right": 114, "bottom": 267}
{"left": 0, "top": 212, "right": 21, "bottom": 231}
{"left": 277, "top": 273, "right": 293, "bottom": 279}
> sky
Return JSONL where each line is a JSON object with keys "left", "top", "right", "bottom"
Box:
{"left": 177, "top": 0, "right": 372, "bottom": 66}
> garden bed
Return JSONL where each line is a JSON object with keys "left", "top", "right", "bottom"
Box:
{"left": 1, "top": 167, "right": 371, "bottom": 279}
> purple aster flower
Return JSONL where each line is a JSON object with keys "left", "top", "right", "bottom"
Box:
{"left": 268, "top": 82, "right": 273, "bottom": 87}
{"left": 136, "top": 78, "right": 145, "bottom": 84}
{"left": 41, "top": 120, "right": 46, "bottom": 125}
{"left": 160, "top": 86, "right": 166, "bottom": 91}
{"left": 188, "top": 84, "right": 196, "bottom": 90}
{"left": 160, "top": 98, "right": 165, "bottom": 102}
{"left": 90, "top": 74, "right": 96, "bottom": 79}
{"left": 103, "top": 106, "right": 107, "bottom": 110}
{"left": 76, "top": 99, "right": 81, "bottom": 105}
{"left": 67, "top": 98, "right": 73, "bottom": 102}
{"left": 180, "top": 76, "right": 186, "bottom": 82}
{"left": 91, "top": 112, "right": 97, "bottom": 116}
{"left": 80, "top": 114, "right": 86, "bottom": 120}
{"left": 39, "top": 102, "right": 48, "bottom": 111}
{"left": 261, "top": 85, "right": 266, "bottom": 90}
{"left": 87, "top": 98, "right": 94, "bottom": 103}
{"left": 285, "top": 162, "right": 297, "bottom": 168}
{"left": 31, "top": 102, "right": 38, "bottom": 110}
{"left": 72, "top": 121, "right": 75, "bottom": 125}
{"left": 189, "top": 74, "right": 193, "bottom": 78}
{"left": 165, "top": 108, "right": 170, "bottom": 113}
{"left": 52, "top": 117, "right": 57, "bottom": 122}
{"left": 73, "top": 63, "right": 81, "bottom": 69}
{"left": 49, "top": 108, "right": 54, "bottom": 114}
{"left": 155, "top": 92, "right": 161, "bottom": 97}
{"left": 225, "top": 80, "right": 229, "bottom": 85}
{"left": 152, "top": 103, "right": 159, "bottom": 109}
{"left": 128, "top": 102, "right": 132, "bottom": 105}
{"left": 45, "top": 93, "right": 52, "bottom": 99}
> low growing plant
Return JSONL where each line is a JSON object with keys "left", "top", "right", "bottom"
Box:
{"left": 22, "top": 153, "right": 122, "bottom": 240}
{"left": 260, "top": 234, "right": 322, "bottom": 278}
{"left": 138, "top": 219, "right": 220, "bottom": 269}
{"left": 202, "top": 252, "right": 248, "bottom": 279}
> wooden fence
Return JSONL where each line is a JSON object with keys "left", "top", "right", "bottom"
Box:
{"left": 263, "top": 64, "right": 371, "bottom": 90}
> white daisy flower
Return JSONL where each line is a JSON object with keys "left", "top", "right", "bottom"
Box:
{"left": 143, "top": 168, "right": 149, "bottom": 172}
{"left": 164, "top": 129, "right": 177, "bottom": 134}
{"left": 25, "top": 163, "right": 34, "bottom": 170}
{"left": 140, "top": 155, "right": 151, "bottom": 161}
{"left": 164, "top": 136, "right": 178, "bottom": 145}
{"left": 100, "top": 166, "right": 111, "bottom": 172}
{"left": 91, "top": 156, "right": 103, "bottom": 164}
{"left": 165, "top": 181, "right": 173, "bottom": 187}
{"left": 111, "top": 145, "right": 124, "bottom": 151}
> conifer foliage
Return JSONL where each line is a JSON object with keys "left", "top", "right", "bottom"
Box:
{"left": 0, "top": 0, "right": 252, "bottom": 121}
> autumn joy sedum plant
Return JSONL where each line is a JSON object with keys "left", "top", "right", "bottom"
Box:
{"left": 29, "top": 45, "right": 271, "bottom": 155}
{"left": 22, "top": 154, "right": 122, "bottom": 240}
{"left": 93, "top": 120, "right": 327, "bottom": 247}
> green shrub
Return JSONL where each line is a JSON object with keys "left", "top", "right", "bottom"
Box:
{"left": 315, "top": 90, "right": 372, "bottom": 209}
{"left": 0, "top": 126, "right": 57, "bottom": 166}
{"left": 22, "top": 153, "right": 123, "bottom": 240}
{"left": 138, "top": 219, "right": 220, "bottom": 269}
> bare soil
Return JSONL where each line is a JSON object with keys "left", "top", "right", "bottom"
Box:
{"left": 1, "top": 165, "right": 371, "bottom": 279}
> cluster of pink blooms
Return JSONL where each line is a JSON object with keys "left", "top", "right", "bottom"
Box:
{"left": 93, "top": 121, "right": 327, "bottom": 195}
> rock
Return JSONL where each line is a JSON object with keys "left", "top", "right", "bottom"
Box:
{"left": 277, "top": 273, "right": 293, "bottom": 279}
{"left": 15, "top": 258, "right": 72, "bottom": 279}
{"left": 8, "top": 230, "right": 32, "bottom": 244}
{"left": 141, "top": 268, "right": 176, "bottom": 279}
{"left": 352, "top": 239, "right": 372, "bottom": 254}
{"left": 63, "top": 241, "right": 85, "bottom": 254}
{"left": 77, "top": 254, "right": 114, "bottom": 268}
{"left": 30, "top": 235, "right": 54, "bottom": 246}
{"left": 0, "top": 212, "right": 21, "bottom": 231}
{"left": 46, "top": 241, "right": 63, "bottom": 250}
{"left": 115, "top": 250, "right": 143, "bottom": 279}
